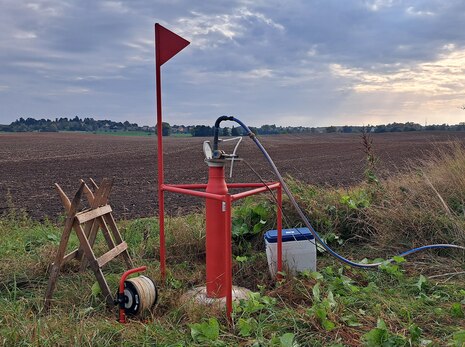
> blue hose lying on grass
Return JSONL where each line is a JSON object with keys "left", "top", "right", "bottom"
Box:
{"left": 215, "top": 115, "right": 465, "bottom": 269}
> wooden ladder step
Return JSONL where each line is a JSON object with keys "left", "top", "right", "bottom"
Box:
{"left": 76, "top": 205, "right": 112, "bottom": 224}
{"left": 97, "top": 242, "right": 128, "bottom": 268}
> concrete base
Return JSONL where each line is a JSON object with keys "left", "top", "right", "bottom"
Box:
{"left": 181, "top": 285, "right": 251, "bottom": 309}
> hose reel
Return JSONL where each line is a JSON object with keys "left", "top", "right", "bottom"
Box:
{"left": 117, "top": 266, "right": 158, "bottom": 323}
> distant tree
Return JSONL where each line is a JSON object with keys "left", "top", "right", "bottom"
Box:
{"left": 259, "top": 124, "right": 279, "bottom": 135}
{"left": 342, "top": 125, "right": 352, "bottom": 133}
{"left": 222, "top": 127, "right": 231, "bottom": 136}
{"left": 326, "top": 126, "right": 337, "bottom": 133}
{"left": 191, "top": 125, "right": 213, "bottom": 137}
{"left": 155, "top": 122, "right": 171, "bottom": 136}
{"left": 162, "top": 122, "right": 171, "bottom": 136}
{"left": 231, "top": 126, "right": 241, "bottom": 136}
{"left": 41, "top": 123, "right": 58, "bottom": 132}
{"left": 249, "top": 126, "right": 259, "bottom": 135}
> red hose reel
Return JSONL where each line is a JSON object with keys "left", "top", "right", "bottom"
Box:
{"left": 116, "top": 266, "right": 158, "bottom": 323}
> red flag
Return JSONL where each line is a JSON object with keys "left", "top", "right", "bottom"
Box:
{"left": 155, "top": 23, "right": 190, "bottom": 66}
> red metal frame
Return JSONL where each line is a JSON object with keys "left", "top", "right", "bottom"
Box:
{"left": 155, "top": 23, "right": 282, "bottom": 320}
{"left": 159, "top": 181, "right": 283, "bottom": 319}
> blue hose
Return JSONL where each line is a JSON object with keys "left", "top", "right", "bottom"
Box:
{"left": 229, "top": 116, "right": 465, "bottom": 268}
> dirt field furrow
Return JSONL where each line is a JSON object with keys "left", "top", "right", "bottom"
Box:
{"left": 1, "top": 131, "right": 464, "bottom": 221}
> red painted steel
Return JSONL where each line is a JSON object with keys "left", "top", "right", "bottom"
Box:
{"left": 169, "top": 183, "right": 277, "bottom": 189}
{"left": 153, "top": 23, "right": 284, "bottom": 319}
{"left": 224, "top": 194, "right": 233, "bottom": 320}
{"left": 155, "top": 24, "right": 190, "bottom": 281}
{"left": 231, "top": 182, "right": 280, "bottom": 201}
{"left": 162, "top": 178, "right": 283, "bottom": 318}
{"left": 205, "top": 165, "right": 229, "bottom": 297}
{"left": 168, "top": 183, "right": 208, "bottom": 189}
{"left": 155, "top": 25, "right": 166, "bottom": 280}
{"left": 277, "top": 186, "right": 283, "bottom": 277}
{"left": 163, "top": 184, "right": 224, "bottom": 200}
{"left": 227, "top": 183, "right": 273, "bottom": 188}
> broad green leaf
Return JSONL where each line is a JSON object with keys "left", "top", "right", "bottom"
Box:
{"left": 416, "top": 274, "right": 427, "bottom": 292}
{"left": 392, "top": 256, "right": 406, "bottom": 264}
{"left": 322, "top": 319, "right": 336, "bottom": 331}
{"left": 91, "top": 282, "right": 101, "bottom": 297}
{"left": 452, "top": 330, "right": 465, "bottom": 347}
{"left": 238, "top": 318, "right": 255, "bottom": 337}
{"left": 376, "top": 318, "right": 387, "bottom": 330}
{"left": 312, "top": 282, "right": 321, "bottom": 302}
{"left": 279, "top": 333, "right": 296, "bottom": 347}
{"left": 450, "top": 303, "right": 464, "bottom": 318}
{"left": 190, "top": 318, "right": 220, "bottom": 343}
{"left": 236, "top": 256, "right": 248, "bottom": 263}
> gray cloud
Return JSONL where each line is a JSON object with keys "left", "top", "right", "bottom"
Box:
{"left": 0, "top": 0, "right": 464, "bottom": 127}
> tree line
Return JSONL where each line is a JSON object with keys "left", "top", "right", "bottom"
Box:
{"left": 178, "top": 122, "right": 465, "bottom": 136}
{"left": 1, "top": 117, "right": 465, "bottom": 136}
{"left": 0, "top": 117, "right": 148, "bottom": 133}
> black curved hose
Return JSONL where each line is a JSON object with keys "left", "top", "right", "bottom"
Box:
{"left": 213, "top": 116, "right": 234, "bottom": 151}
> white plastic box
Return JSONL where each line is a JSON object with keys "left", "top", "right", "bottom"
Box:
{"left": 264, "top": 227, "right": 317, "bottom": 277}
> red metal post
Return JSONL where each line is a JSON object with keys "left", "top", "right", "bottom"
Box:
{"left": 155, "top": 26, "right": 167, "bottom": 281}
{"left": 205, "top": 162, "right": 228, "bottom": 297}
{"left": 277, "top": 185, "right": 283, "bottom": 277}
{"left": 224, "top": 194, "right": 233, "bottom": 320}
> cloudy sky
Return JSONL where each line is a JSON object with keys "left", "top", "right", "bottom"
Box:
{"left": 0, "top": 0, "right": 464, "bottom": 127}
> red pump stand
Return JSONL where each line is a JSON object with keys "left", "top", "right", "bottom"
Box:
{"left": 205, "top": 162, "right": 229, "bottom": 297}
{"left": 154, "top": 23, "right": 283, "bottom": 320}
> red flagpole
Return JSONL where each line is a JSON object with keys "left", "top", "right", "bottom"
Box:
{"left": 155, "top": 25, "right": 167, "bottom": 281}
{"left": 154, "top": 23, "right": 189, "bottom": 281}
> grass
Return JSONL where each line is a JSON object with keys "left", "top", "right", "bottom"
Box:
{"left": 282, "top": 141, "right": 465, "bottom": 250}
{"left": 170, "top": 133, "right": 193, "bottom": 137}
{"left": 1, "top": 140, "right": 465, "bottom": 346}
{"left": 1, "top": 212, "right": 464, "bottom": 345}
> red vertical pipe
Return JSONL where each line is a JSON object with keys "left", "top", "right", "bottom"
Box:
{"left": 224, "top": 194, "right": 233, "bottom": 321}
{"left": 155, "top": 25, "right": 166, "bottom": 280}
{"left": 277, "top": 185, "right": 283, "bottom": 278}
{"left": 205, "top": 163, "right": 228, "bottom": 297}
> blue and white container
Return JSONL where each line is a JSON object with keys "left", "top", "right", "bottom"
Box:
{"left": 264, "top": 228, "right": 317, "bottom": 276}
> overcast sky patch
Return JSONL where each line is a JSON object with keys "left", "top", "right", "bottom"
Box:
{"left": 0, "top": 0, "right": 464, "bottom": 126}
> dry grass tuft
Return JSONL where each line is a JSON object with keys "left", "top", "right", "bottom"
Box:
{"left": 365, "top": 142, "right": 465, "bottom": 248}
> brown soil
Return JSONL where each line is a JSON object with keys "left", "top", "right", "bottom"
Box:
{"left": 1, "top": 131, "right": 464, "bottom": 221}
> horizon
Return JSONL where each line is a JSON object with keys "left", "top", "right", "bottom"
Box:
{"left": 0, "top": 1, "right": 464, "bottom": 127}
{"left": 2, "top": 115, "right": 464, "bottom": 129}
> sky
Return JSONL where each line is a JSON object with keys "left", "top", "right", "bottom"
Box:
{"left": 0, "top": 0, "right": 464, "bottom": 127}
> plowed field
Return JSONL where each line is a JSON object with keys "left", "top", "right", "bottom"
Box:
{"left": 1, "top": 131, "right": 464, "bottom": 221}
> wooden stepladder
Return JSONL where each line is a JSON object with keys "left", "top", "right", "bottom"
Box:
{"left": 44, "top": 178, "right": 133, "bottom": 310}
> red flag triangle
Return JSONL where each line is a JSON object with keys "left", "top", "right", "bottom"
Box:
{"left": 155, "top": 23, "right": 190, "bottom": 66}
